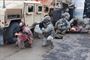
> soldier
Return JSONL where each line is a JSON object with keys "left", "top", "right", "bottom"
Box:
{"left": 55, "top": 14, "right": 70, "bottom": 34}
{"left": 42, "top": 16, "right": 55, "bottom": 48}
{"left": 69, "top": 17, "right": 83, "bottom": 32}
{"left": 34, "top": 16, "right": 54, "bottom": 48}
{"left": 42, "top": 18, "right": 55, "bottom": 48}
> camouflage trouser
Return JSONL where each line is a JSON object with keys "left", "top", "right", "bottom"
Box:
{"left": 42, "top": 36, "right": 54, "bottom": 48}
{"left": 35, "top": 33, "right": 47, "bottom": 46}
{"left": 56, "top": 26, "right": 70, "bottom": 34}
{"left": 16, "top": 37, "right": 25, "bottom": 48}
{"left": 56, "top": 29, "right": 67, "bottom": 35}
{"left": 35, "top": 31, "right": 55, "bottom": 48}
{"left": 34, "top": 32, "right": 46, "bottom": 46}
{"left": 42, "top": 31, "right": 55, "bottom": 48}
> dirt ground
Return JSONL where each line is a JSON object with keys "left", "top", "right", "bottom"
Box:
{"left": 0, "top": 34, "right": 90, "bottom": 60}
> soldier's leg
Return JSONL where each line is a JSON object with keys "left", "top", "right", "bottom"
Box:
{"left": 47, "top": 36, "right": 54, "bottom": 49}
{"left": 55, "top": 29, "right": 63, "bottom": 39}
{"left": 42, "top": 37, "right": 48, "bottom": 47}
{"left": 17, "top": 38, "right": 23, "bottom": 48}
{"left": 48, "top": 40, "right": 54, "bottom": 49}
{"left": 62, "top": 30, "right": 67, "bottom": 34}
{"left": 37, "top": 33, "right": 47, "bottom": 47}
{"left": 21, "top": 41, "right": 25, "bottom": 48}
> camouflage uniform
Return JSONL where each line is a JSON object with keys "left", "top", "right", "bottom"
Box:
{"left": 55, "top": 17, "right": 70, "bottom": 34}
{"left": 42, "top": 16, "right": 55, "bottom": 47}
{"left": 34, "top": 16, "right": 55, "bottom": 48}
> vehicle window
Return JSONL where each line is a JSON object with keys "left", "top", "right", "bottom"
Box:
{"left": 44, "top": 6, "right": 49, "bottom": 12}
{"left": 28, "top": 6, "right": 34, "bottom": 12}
{"left": 38, "top": 6, "right": 42, "bottom": 12}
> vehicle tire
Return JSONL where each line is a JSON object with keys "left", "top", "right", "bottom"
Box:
{"left": 7, "top": 22, "right": 20, "bottom": 44}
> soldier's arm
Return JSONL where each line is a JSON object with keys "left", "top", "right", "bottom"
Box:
{"left": 44, "top": 24, "right": 54, "bottom": 32}
{"left": 66, "top": 20, "right": 70, "bottom": 28}
{"left": 69, "top": 19, "right": 74, "bottom": 24}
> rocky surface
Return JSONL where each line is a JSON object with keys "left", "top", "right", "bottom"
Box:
{"left": 43, "top": 34, "right": 90, "bottom": 60}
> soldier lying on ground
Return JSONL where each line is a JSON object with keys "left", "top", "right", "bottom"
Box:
{"left": 69, "top": 18, "right": 84, "bottom": 32}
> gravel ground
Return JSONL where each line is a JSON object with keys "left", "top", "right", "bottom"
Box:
{"left": 43, "top": 34, "right": 90, "bottom": 60}
{"left": 0, "top": 34, "right": 90, "bottom": 60}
